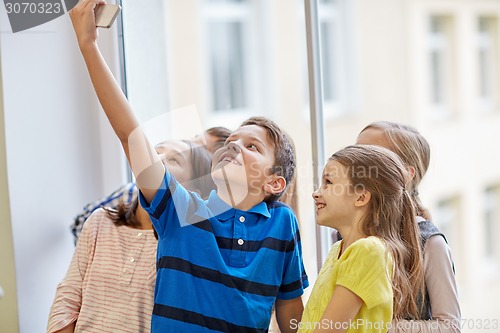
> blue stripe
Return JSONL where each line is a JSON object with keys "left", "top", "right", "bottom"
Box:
{"left": 215, "top": 236, "right": 295, "bottom": 253}
{"left": 151, "top": 191, "right": 170, "bottom": 220}
{"left": 279, "top": 274, "right": 306, "bottom": 293}
{"left": 192, "top": 225, "right": 300, "bottom": 254}
{"left": 157, "top": 256, "right": 280, "bottom": 297}
{"left": 153, "top": 304, "right": 268, "bottom": 333}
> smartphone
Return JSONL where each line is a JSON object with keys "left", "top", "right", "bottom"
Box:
{"left": 95, "top": 4, "right": 121, "bottom": 28}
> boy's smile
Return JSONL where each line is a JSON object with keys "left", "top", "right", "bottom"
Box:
{"left": 215, "top": 147, "right": 243, "bottom": 168}
{"left": 221, "top": 156, "right": 242, "bottom": 166}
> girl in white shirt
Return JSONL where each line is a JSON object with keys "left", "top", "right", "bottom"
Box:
{"left": 356, "top": 121, "right": 461, "bottom": 333}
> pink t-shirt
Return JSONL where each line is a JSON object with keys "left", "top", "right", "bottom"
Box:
{"left": 47, "top": 208, "right": 157, "bottom": 333}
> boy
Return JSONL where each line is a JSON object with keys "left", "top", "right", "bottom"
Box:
{"left": 69, "top": 1, "right": 308, "bottom": 332}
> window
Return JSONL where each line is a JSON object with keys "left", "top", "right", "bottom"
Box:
{"left": 121, "top": 0, "right": 316, "bottom": 279}
{"left": 116, "top": 1, "right": 500, "bottom": 328}
{"left": 207, "top": 0, "right": 246, "bottom": 2}
{"left": 209, "top": 22, "right": 247, "bottom": 111}
{"left": 484, "top": 186, "right": 500, "bottom": 261}
{"left": 428, "top": 16, "right": 454, "bottom": 117}
{"left": 319, "top": 0, "right": 339, "bottom": 104}
{"left": 203, "top": 0, "right": 254, "bottom": 114}
{"left": 434, "top": 197, "right": 461, "bottom": 252}
{"left": 477, "top": 17, "right": 497, "bottom": 112}
{"left": 320, "top": 21, "right": 336, "bottom": 102}
{"left": 318, "top": 0, "right": 346, "bottom": 117}
{"left": 121, "top": 0, "right": 169, "bottom": 124}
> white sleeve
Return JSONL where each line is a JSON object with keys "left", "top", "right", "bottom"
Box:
{"left": 388, "top": 235, "right": 461, "bottom": 333}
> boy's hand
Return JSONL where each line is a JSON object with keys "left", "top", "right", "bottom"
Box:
{"left": 69, "top": 0, "right": 106, "bottom": 49}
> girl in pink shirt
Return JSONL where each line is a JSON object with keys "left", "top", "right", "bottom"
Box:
{"left": 47, "top": 140, "right": 214, "bottom": 333}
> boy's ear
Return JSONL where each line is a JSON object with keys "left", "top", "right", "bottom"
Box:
{"left": 354, "top": 190, "right": 371, "bottom": 207}
{"left": 263, "top": 176, "right": 286, "bottom": 195}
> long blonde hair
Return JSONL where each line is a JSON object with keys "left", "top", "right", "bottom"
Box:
{"left": 360, "top": 121, "right": 431, "bottom": 220}
{"left": 331, "top": 145, "right": 425, "bottom": 319}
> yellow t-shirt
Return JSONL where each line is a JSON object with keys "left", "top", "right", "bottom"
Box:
{"left": 298, "top": 237, "right": 393, "bottom": 333}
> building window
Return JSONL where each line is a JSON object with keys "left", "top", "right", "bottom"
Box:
{"left": 484, "top": 186, "right": 500, "bottom": 261}
{"left": 318, "top": 0, "right": 345, "bottom": 117}
{"left": 207, "top": 0, "right": 246, "bottom": 2}
{"left": 208, "top": 21, "right": 247, "bottom": 111}
{"left": 477, "top": 17, "right": 497, "bottom": 112}
{"left": 203, "top": 0, "right": 253, "bottom": 113}
{"left": 319, "top": 0, "right": 338, "bottom": 103}
{"left": 434, "top": 197, "right": 460, "bottom": 251}
{"left": 121, "top": 0, "right": 169, "bottom": 123}
{"left": 320, "top": 21, "right": 336, "bottom": 102}
{"left": 428, "top": 16, "right": 453, "bottom": 117}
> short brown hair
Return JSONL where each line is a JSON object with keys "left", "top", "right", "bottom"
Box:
{"left": 240, "top": 117, "right": 295, "bottom": 202}
{"left": 205, "top": 126, "right": 232, "bottom": 153}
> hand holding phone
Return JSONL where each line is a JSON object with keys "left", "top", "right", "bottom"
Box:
{"left": 95, "top": 4, "right": 121, "bottom": 28}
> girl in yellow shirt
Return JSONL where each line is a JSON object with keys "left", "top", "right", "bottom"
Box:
{"left": 298, "top": 145, "right": 425, "bottom": 333}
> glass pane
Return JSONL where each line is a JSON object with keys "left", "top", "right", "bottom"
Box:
{"left": 484, "top": 187, "right": 499, "bottom": 258}
{"left": 315, "top": 1, "right": 500, "bottom": 327}
{"left": 485, "top": 208, "right": 494, "bottom": 257}
{"left": 431, "top": 50, "right": 444, "bottom": 104}
{"left": 121, "top": 0, "right": 500, "bottom": 329}
{"left": 121, "top": 1, "right": 316, "bottom": 312}
{"left": 317, "top": 0, "right": 342, "bottom": 118}
{"left": 429, "top": 16, "right": 448, "bottom": 108}
{"left": 435, "top": 198, "right": 459, "bottom": 249}
{"left": 479, "top": 17, "right": 488, "bottom": 32}
{"left": 208, "top": 22, "right": 247, "bottom": 111}
{"left": 431, "top": 16, "right": 443, "bottom": 33}
{"left": 320, "top": 21, "right": 335, "bottom": 102}
{"left": 121, "top": 0, "right": 169, "bottom": 123}
{"left": 207, "top": 0, "right": 247, "bottom": 3}
{"left": 478, "top": 17, "right": 494, "bottom": 101}
{"left": 479, "top": 48, "right": 490, "bottom": 97}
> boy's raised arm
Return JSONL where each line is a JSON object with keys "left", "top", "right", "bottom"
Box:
{"left": 69, "top": 0, "right": 164, "bottom": 203}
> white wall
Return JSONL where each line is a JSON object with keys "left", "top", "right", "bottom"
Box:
{"left": 0, "top": 9, "right": 127, "bottom": 333}
{"left": 0, "top": 36, "right": 19, "bottom": 333}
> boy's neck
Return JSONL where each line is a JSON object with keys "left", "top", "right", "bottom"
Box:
{"left": 217, "top": 185, "right": 266, "bottom": 211}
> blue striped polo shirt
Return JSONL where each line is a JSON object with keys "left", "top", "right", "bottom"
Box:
{"left": 139, "top": 171, "right": 309, "bottom": 333}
